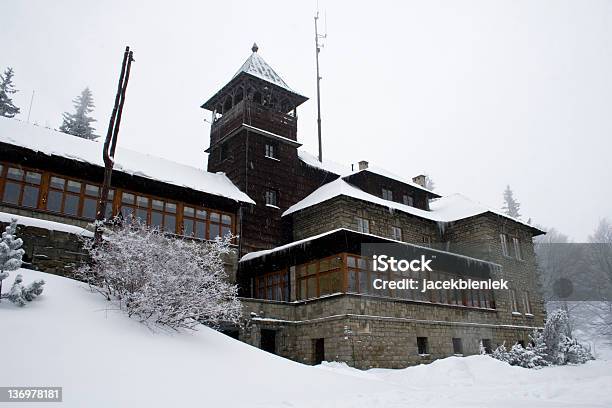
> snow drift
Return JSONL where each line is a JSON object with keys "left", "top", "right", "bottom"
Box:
{"left": 1, "top": 269, "right": 611, "bottom": 408}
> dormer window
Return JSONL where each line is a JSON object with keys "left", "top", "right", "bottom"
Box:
{"left": 382, "top": 188, "right": 393, "bottom": 201}
{"left": 402, "top": 194, "right": 414, "bottom": 206}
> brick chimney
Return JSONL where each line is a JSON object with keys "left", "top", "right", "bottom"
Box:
{"left": 412, "top": 174, "right": 426, "bottom": 187}
{"left": 358, "top": 160, "right": 369, "bottom": 171}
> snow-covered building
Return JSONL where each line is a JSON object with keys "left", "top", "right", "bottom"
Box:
{"left": 0, "top": 115, "right": 254, "bottom": 274}
{"left": 202, "top": 44, "right": 546, "bottom": 368}
{"left": 0, "top": 43, "right": 546, "bottom": 369}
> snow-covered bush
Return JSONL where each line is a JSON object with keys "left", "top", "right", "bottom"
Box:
{"left": 491, "top": 309, "right": 592, "bottom": 368}
{"left": 78, "top": 218, "right": 242, "bottom": 330}
{"left": 0, "top": 219, "right": 45, "bottom": 307}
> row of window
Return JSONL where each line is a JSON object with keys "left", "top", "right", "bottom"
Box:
{"left": 500, "top": 233, "right": 523, "bottom": 260}
{"left": 382, "top": 187, "right": 414, "bottom": 207}
{"left": 0, "top": 163, "right": 234, "bottom": 240}
{"left": 254, "top": 253, "right": 497, "bottom": 309}
{"left": 417, "top": 337, "right": 497, "bottom": 356}
{"left": 355, "top": 216, "right": 432, "bottom": 246}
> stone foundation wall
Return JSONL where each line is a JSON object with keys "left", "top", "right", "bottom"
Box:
{"left": 239, "top": 294, "right": 540, "bottom": 369}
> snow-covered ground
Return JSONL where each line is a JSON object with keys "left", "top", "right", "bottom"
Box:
{"left": 2, "top": 269, "right": 611, "bottom": 408}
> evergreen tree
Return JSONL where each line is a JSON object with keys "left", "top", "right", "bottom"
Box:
{"left": 0, "top": 219, "right": 25, "bottom": 302}
{"left": 60, "top": 87, "right": 97, "bottom": 140}
{"left": 0, "top": 67, "right": 21, "bottom": 118}
{"left": 502, "top": 185, "right": 521, "bottom": 218}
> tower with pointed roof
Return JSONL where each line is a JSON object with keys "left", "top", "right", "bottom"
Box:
{"left": 202, "top": 44, "right": 311, "bottom": 253}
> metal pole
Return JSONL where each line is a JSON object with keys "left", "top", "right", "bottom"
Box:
{"left": 315, "top": 13, "right": 323, "bottom": 163}
{"left": 26, "top": 90, "right": 35, "bottom": 123}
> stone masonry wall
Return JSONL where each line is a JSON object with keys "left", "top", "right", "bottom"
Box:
{"left": 240, "top": 295, "right": 537, "bottom": 369}
{"left": 293, "top": 196, "right": 439, "bottom": 245}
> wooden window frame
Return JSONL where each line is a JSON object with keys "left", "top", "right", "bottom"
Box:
{"left": 0, "top": 161, "right": 236, "bottom": 241}
{"left": 0, "top": 165, "right": 42, "bottom": 209}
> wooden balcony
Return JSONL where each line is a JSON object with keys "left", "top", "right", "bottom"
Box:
{"left": 210, "top": 100, "right": 297, "bottom": 146}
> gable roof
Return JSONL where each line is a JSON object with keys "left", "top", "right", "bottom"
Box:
{"left": 282, "top": 177, "right": 543, "bottom": 234}
{"left": 0, "top": 117, "right": 255, "bottom": 204}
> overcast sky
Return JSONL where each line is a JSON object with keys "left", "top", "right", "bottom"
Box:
{"left": 3, "top": 0, "right": 611, "bottom": 241}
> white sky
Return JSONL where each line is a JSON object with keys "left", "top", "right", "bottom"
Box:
{"left": 3, "top": 0, "right": 611, "bottom": 241}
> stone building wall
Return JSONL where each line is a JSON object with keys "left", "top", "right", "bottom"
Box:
{"left": 0, "top": 220, "right": 90, "bottom": 277}
{"left": 291, "top": 198, "right": 546, "bottom": 328}
{"left": 292, "top": 196, "right": 439, "bottom": 245}
{"left": 239, "top": 295, "right": 539, "bottom": 369}
{"left": 442, "top": 214, "right": 546, "bottom": 328}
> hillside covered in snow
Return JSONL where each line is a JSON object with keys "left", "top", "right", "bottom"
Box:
{"left": 2, "top": 269, "right": 611, "bottom": 408}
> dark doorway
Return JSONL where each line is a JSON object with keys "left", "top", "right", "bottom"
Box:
{"left": 313, "top": 338, "right": 325, "bottom": 365}
{"left": 260, "top": 329, "right": 277, "bottom": 354}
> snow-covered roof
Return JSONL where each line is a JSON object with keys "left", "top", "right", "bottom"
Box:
{"left": 0, "top": 117, "right": 255, "bottom": 204}
{"left": 283, "top": 178, "right": 435, "bottom": 219}
{"left": 297, "top": 150, "right": 351, "bottom": 176}
{"left": 240, "top": 227, "right": 500, "bottom": 267}
{"left": 232, "top": 48, "right": 300, "bottom": 96}
{"left": 0, "top": 211, "right": 93, "bottom": 237}
{"left": 282, "top": 178, "right": 542, "bottom": 233}
{"left": 240, "top": 228, "right": 345, "bottom": 262}
{"left": 430, "top": 193, "right": 539, "bottom": 230}
{"left": 297, "top": 150, "right": 437, "bottom": 196}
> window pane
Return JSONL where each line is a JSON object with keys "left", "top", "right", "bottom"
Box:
{"left": 183, "top": 220, "right": 194, "bottom": 236}
{"left": 164, "top": 215, "right": 176, "bottom": 232}
{"left": 66, "top": 180, "right": 81, "bottom": 193}
{"left": 137, "top": 196, "right": 149, "bottom": 208}
{"left": 221, "top": 225, "right": 231, "bottom": 238}
{"left": 165, "top": 202, "right": 176, "bottom": 213}
{"left": 7, "top": 168, "right": 24, "bottom": 181}
{"left": 152, "top": 199, "right": 164, "bottom": 211}
{"left": 136, "top": 208, "right": 148, "bottom": 222}
{"left": 210, "top": 212, "right": 220, "bottom": 222}
{"left": 2, "top": 182, "right": 20, "bottom": 204}
{"left": 121, "top": 206, "right": 134, "bottom": 218}
{"left": 122, "top": 192, "right": 135, "bottom": 204}
{"left": 195, "top": 221, "right": 205, "bottom": 238}
{"left": 50, "top": 176, "right": 65, "bottom": 189}
{"left": 22, "top": 185, "right": 39, "bottom": 208}
{"left": 209, "top": 223, "right": 220, "bottom": 239}
{"left": 85, "top": 184, "right": 99, "bottom": 197}
{"left": 64, "top": 194, "right": 79, "bottom": 216}
{"left": 184, "top": 206, "right": 194, "bottom": 217}
{"left": 151, "top": 211, "right": 163, "bottom": 227}
{"left": 82, "top": 198, "right": 97, "bottom": 219}
{"left": 46, "top": 190, "right": 62, "bottom": 212}
{"left": 222, "top": 214, "right": 232, "bottom": 225}
{"left": 196, "top": 209, "right": 207, "bottom": 219}
{"left": 25, "top": 171, "right": 41, "bottom": 185}
{"left": 104, "top": 202, "right": 113, "bottom": 219}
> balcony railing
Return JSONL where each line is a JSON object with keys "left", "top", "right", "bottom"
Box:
{"left": 211, "top": 100, "right": 297, "bottom": 145}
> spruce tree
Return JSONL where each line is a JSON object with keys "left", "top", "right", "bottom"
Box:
{"left": 0, "top": 67, "right": 21, "bottom": 118}
{"left": 0, "top": 219, "right": 25, "bottom": 302}
{"left": 60, "top": 87, "right": 97, "bottom": 140}
{"left": 502, "top": 185, "right": 521, "bottom": 218}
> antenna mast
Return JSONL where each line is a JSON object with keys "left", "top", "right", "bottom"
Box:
{"left": 314, "top": 10, "right": 326, "bottom": 162}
